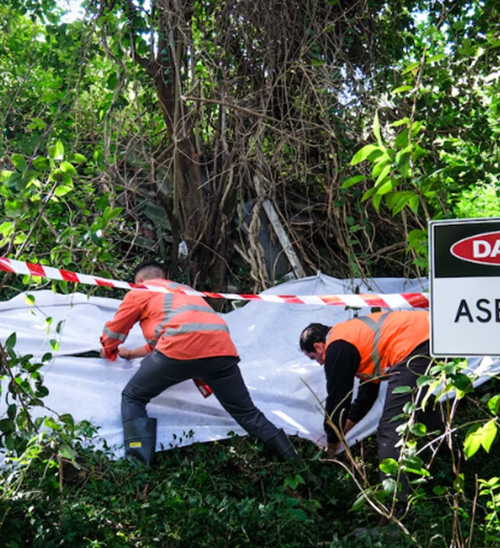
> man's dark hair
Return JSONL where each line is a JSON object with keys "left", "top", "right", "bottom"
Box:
{"left": 299, "top": 323, "right": 330, "bottom": 352}
{"left": 133, "top": 260, "right": 166, "bottom": 282}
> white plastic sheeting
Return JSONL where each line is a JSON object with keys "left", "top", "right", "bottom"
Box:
{"left": 0, "top": 273, "right": 497, "bottom": 458}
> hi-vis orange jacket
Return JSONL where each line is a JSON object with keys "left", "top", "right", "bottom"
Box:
{"left": 100, "top": 279, "right": 238, "bottom": 361}
{"left": 325, "top": 310, "right": 429, "bottom": 382}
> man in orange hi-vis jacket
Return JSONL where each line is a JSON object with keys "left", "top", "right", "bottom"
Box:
{"left": 100, "top": 260, "right": 300, "bottom": 466}
{"left": 299, "top": 311, "right": 444, "bottom": 506}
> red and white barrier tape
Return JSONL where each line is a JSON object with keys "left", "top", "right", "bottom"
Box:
{"left": 0, "top": 257, "right": 429, "bottom": 309}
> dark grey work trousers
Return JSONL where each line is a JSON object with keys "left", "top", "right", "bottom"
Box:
{"left": 121, "top": 350, "right": 280, "bottom": 443}
{"left": 378, "top": 341, "right": 444, "bottom": 499}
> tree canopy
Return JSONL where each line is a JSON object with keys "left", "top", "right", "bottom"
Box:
{"left": 0, "top": 0, "right": 499, "bottom": 289}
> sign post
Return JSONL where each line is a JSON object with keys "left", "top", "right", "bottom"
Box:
{"left": 430, "top": 218, "right": 500, "bottom": 357}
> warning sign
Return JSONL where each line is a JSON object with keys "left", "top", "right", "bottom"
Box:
{"left": 430, "top": 218, "right": 500, "bottom": 356}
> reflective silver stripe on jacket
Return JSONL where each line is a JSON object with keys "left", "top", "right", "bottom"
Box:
{"left": 162, "top": 323, "right": 229, "bottom": 337}
{"left": 102, "top": 325, "right": 127, "bottom": 341}
{"left": 154, "top": 293, "right": 175, "bottom": 341}
{"left": 155, "top": 293, "right": 226, "bottom": 340}
{"left": 356, "top": 311, "right": 391, "bottom": 378}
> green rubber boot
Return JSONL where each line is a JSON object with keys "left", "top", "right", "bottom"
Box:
{"left": 123, "top": 417, "right": 157, "bottom": 465}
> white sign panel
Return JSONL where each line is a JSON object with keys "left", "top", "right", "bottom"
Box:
{"left": 430, "top": 218, "right": 500, "bottom": 357}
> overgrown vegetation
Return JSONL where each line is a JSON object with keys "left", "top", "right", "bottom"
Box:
{"left": 0, "top": 328, "right": 499, "bottom": 547}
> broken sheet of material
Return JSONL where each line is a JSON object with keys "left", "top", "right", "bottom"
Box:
{"left": 0, "top": 273, "right": 497, "bottom": 458}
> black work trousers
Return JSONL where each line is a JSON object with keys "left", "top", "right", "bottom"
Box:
{"left": 121, "top": 350, "right": 280, "bottom": 443}
{"left": 378, "top": 341, "right": 444, "bottom": 500}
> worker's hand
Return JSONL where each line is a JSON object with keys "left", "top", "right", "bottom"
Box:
{"left": 99, "top": 348, "right": 107, "bottom": 359}
{"left": 326, "top": 441, "right": 340, "bottom": 457}
{"left": 118, "top": 346, "right": 131, "bottom": 360}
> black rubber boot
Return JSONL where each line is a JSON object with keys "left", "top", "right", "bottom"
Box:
{"left": 265, "top": 428, "right": 302, "bottom": 463}
{"left": 123, "top": 417, "right": 157, "bottom": 465}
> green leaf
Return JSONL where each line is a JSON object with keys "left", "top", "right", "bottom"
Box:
{"left": 464, "top": 424, "right": 482, "bottom": 459}
{"left": 407, "top": 228, "right": 427, "bottom": 246}
{"left": 361, "top": 186, "right": 377, "bottom": 203}
{"left": 50, "top": 339, "right": 60, "bottom": 352}
{"left": 385, "top": 191, "right": 412, "bottom": 215}
{"left": 49, "top": 140, "right": 65, "bottom": 160}
{"left": 60, "top": 161, "right": 77, "bottom": 176}
{"left": 395, "top": 130, "right": 409, "bottom": 150}
{"left": 392, "top": 85, "right": 413, "bottom": 94}
{"left": 402, "top": 61, "right": 420, "bottom": 75}
{"left": 350, "top": 144, "right": 381, "bottom": 166}
{"left": 376, "top": 179, "right": 394, "bottom": 196}
{"left": 367, "top": 149, "right": 384, "bottom": 163}
{"left": 341, "top": 175, "right": 367, "bottom": 189}
{"left": 398, "top": 152, "right": 411, "bottom": 177}
{"left": 410, "top": 422, "right": 427, "bottom": 437}
{"left": 5, "top": 332, "right": 17, "bottom": 351}
{"left": 416, "top": 375, "right": 432, "bottom": 388}
{"left": 433, "top": 485, "right": 447, "bottom": 496}
{"left": 93, "top": 149, "right": 104, "bottom": 164}
{"left": 4, "top": 172, "right": 22, "bottom": 191}
{"left": 411, "top": 121, "right": 424, "bottom": 137}
{"left": 403, "top": 402, "right": 417, "bottom": 414}
{"left": 59, "top": 443, "right": 78, "bottom": 461}
{"left": 0, "top": 418, "right": 15, "bottom": 434}
{"left": 37, "top": 386, "right": 49, "bottom": 398}
{"left": 7, "top": 404, "right": 16, "bottom": 420}
{"left": 382, "top": 478, "right": 398, "bottom": 494}
{"left": 451, "top": 373, "right": 472, "bottom": 392}
{"left": 5, "top": 434, "right": 15, "bottom": 450}
{"left": 284, "top": 476, "right": 299, "bottom": 490}
{"left": 32, "top": 156, "right": 49, "bottom": 170}
{"left": 408, "top": 195, "right": 420, "bottom": 213}
{"left": 372, "top": 193, "right": 382, "bottom": 213}
{"left": 392, "top": 118, "right": 410, "bottom": 128}
{"left": 14, "top": 233, "right": 27, "bottom": 245}
{"left": 427, "top": 53, "right": 446, "bottom": 63}
{"left": 380, "top": 458, "right": 399, "bottom": 475}
{"left": 480, "top": 420, "right": 498, "bottom": 453}
{"left": 72, "top": 153, "right": 87, "bottom": 164}
{"left": 11, "top": 154, "right": 27, "bottom": 172}
{"left": 375, "top": 164, "right": 391, "bottom": 186}
{"left": 44, "top": 416, "right": 60, "bottom": 430}
{"left": 488, "top": 394, "right": 500, "bottom": 416}
{"left": 350, "top": 492, "right": 368, "bottom": 511}
{"left": 392, "top": 385, "right": 412, "bottom": 394}
{"left": 413, "top": 145, "right": 428, "bottom": 161}
{"left": 289, "top": 508, "right": 308, "bottom": 521}
{"left": 54, "top": 185, "right": 73, "bottom": 197}
{"left": 371, "top": 158, "right": 391, "bottom": 179}
{"left": 404, "top": 467, "right": 430, "bottom": 477}
{"left": 103, "top": 206, "right": 123, "bottom": 223}
{"left": 25, "top": 294, "right": 36, "bottom": 306}
{"left": 0, "top": 221, "right": 14, "bottom": 236}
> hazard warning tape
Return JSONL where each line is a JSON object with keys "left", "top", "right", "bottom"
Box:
{"left": 0, "top": 257, "right": 429, "bottom": 309}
